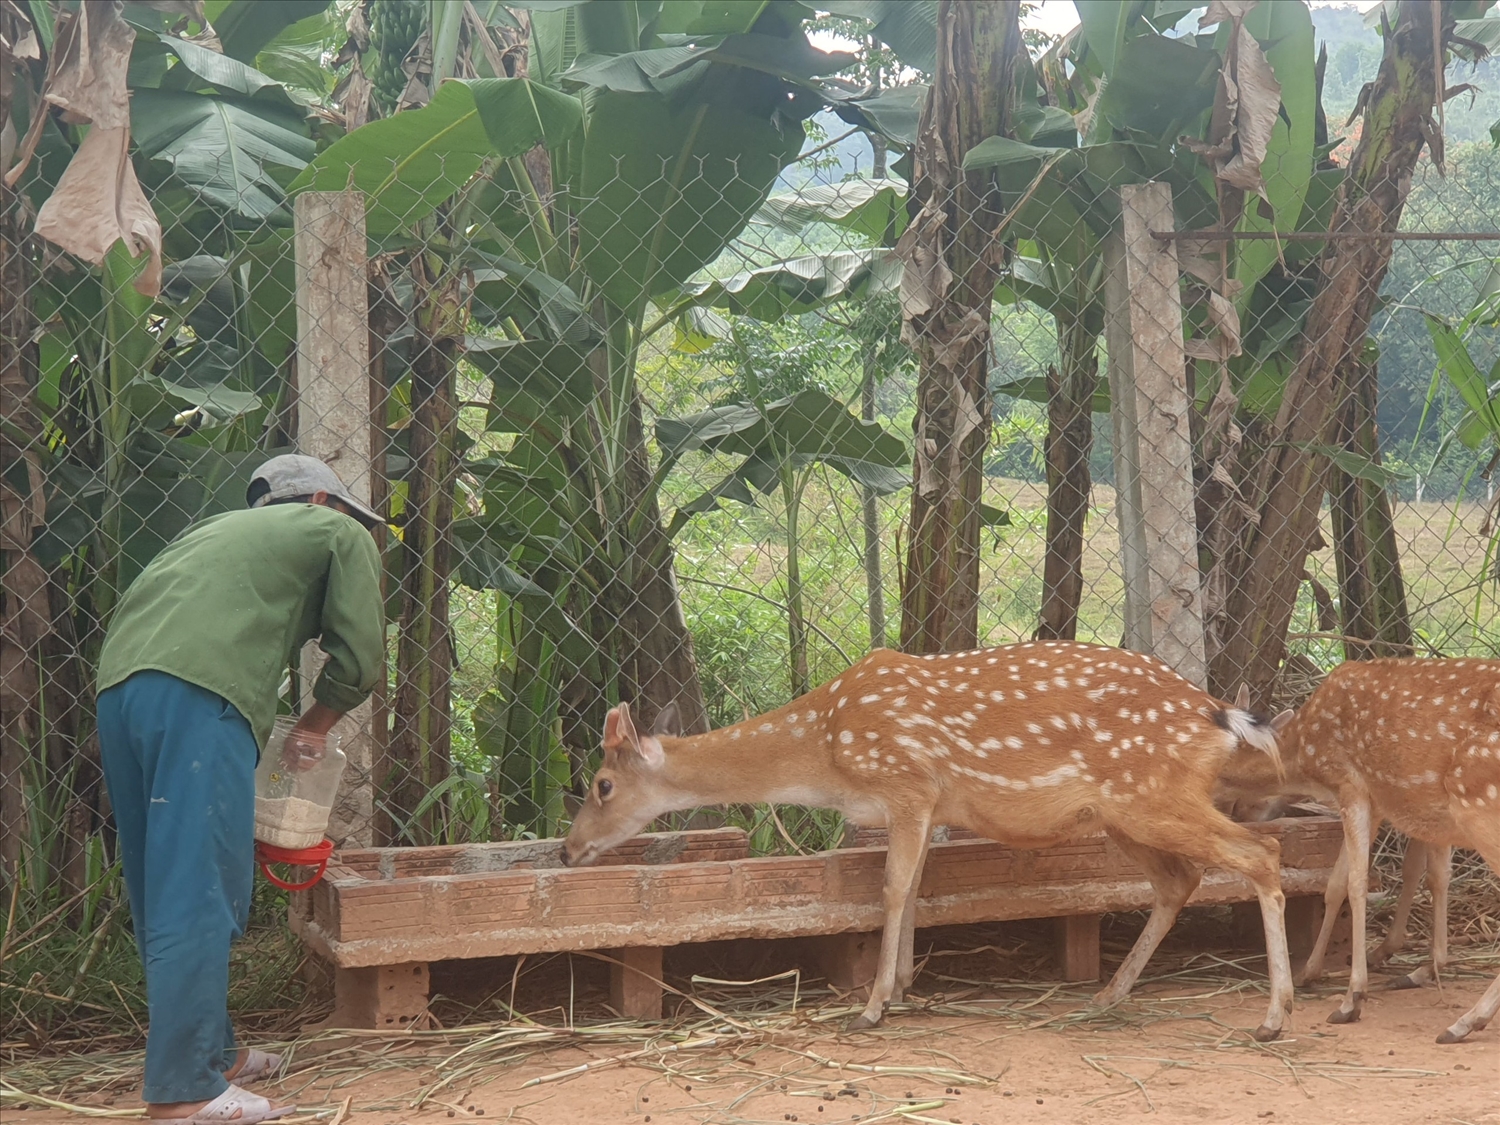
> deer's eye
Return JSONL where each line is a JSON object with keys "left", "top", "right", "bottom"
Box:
{"left": 597, "top": 778, "right": 614, "bottom": 799}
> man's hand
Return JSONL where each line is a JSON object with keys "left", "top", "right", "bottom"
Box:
{"left": 285, "top": 702, "right": 344, "bottom": 769}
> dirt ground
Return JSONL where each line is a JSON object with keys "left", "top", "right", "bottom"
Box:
{"left": 6, "top": 916, "right": 1497, "bottom": 1125}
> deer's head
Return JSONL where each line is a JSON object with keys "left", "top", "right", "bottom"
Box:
{"left": 563, "top": 702, "right": 679, "bottom": 867}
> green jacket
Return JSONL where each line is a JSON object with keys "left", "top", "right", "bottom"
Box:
{"left": 98, "top": 503, "right": 384, "bottom": 749}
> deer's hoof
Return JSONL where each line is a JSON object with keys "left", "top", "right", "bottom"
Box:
{"left": 1327, "top": 999, "right": 1363, "bottom": 1025}
{"left": 846, "top": 1012, "right": 883, "bottom": 1032}
{"left": 1250, "top": 1023, "right": 1282, "bottom": 1043}
{"left": 1435, "top": 1026, "right": 1467, "bottom": 1045}
{"left": 1388, "top": 972, "right": 1421, "bottom": 991}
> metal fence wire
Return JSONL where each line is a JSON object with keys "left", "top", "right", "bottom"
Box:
{"left": 2, "top": 1, "right": 1498, "bottom": 939}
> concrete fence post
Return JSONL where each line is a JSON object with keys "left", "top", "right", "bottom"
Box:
{"left": 294, "top": 190, "right": 377, "bottom": 847}
{"left": 1103, "top": 181, "right": 1207, "bottom": 686}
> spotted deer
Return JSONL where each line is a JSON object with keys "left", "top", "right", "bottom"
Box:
{"left": 564, "top": 641, "right": 1295, "bottom": 1040}
{"left": 1300, "top": 836, "right": 1452, "bottom": 989}
{"left": 1221, "top": 795, "right": 1452, "bottom": 990}
{"left": 1217, "top": 658, "right": 1500, "bottom": 1043}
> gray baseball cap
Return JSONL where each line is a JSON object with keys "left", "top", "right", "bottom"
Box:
{"left": 247, "top": 454, "right": 384, "bottom": 528}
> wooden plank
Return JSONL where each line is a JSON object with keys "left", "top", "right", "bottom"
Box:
{"left": 335, "top": 828, "right": 751, "bottom": 879}
{"left": 293, "top": 190, "right": 375, "bottom": 847}
{"left": 1103, "top": 181, "right": 1207, "bottom": 685}
{"left": 295, "top": 819, "right": 1345, "bottom": 968}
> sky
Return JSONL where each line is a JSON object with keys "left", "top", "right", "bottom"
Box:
{"left": 1021, "top": 0, "right": 1383, "bottom": 39}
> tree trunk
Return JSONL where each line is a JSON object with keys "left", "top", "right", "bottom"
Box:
{"left": 494, "top": 592, "right": 563, "bottom": 836}
{"left": 0, "top": 179, "right": 48, "bottom": 885}
{"left": 1037, "top": 309, "right": 1100, "bottom": 640}
{"left": 1331, "top": 352, "right": 1413, "bottom": 660}
{"left": 1208, "top": 0, "right": 1447, "bottom": 705}
{"left": 860, "top": 334, "right": 889, "bottom": 652}
{"left": 619, "top": 381, "right": 711, "bottom": 736}
{"left": 367, "top": 270, "right": 401, "bottom": 845}
{"left": 861, "top": 56, "right": 889, "bottom": 653}
{"left": 781, "top": 467, "right": 811, "bottom": 698}
{"left": 898, "top": 0, "right": 1022, "bottom": 654}
{"left": 42, "top": 579, "right": 103, "bottom": 917}
{"left": 388, "top": 259, "right": 459, "bottom": 843}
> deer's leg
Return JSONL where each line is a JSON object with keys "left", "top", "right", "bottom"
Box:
{"left": 1388, "top": 843, "right": 1452, "bottom": 988}
{"left": 849, "top": 808, "right": 932, "bottom": 1031}
{"left": 1298, "top": 843, "right": 1349, "bottom": 986}
{"left": 1329, "top": 797, "right": 1374, "bottom": 1024}
{"left": 1438, "top": 973, "right": 1500, "bottom": 1046}
{"left": 1094, "top": 833, "right": 1199, "bottom": 1006}
{"left": 1372, "top": 838, "right": 1423, "bottom": 971}
{"left": 1437, "top": 815, "right": 1497, "bottom": 1044}
{"left": 894, "top": 829, "right": 931, "bottom": 997}
{"left": 1204, "top": 822, "right": 1294, "bottom": 1042}
{"left": 1427, "top": 844, "right": 1451, "bottom": 979}
{"left": 1119, "top": 810, "right": 1293, "bottom": 1041}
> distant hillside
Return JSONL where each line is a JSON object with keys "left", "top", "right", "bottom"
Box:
{"left": 1314, "top": 4, "right": 1499, "bottom": 144}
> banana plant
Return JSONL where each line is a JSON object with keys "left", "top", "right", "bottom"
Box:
{"left": 657, "top": 377, "right": 910, "bottom": 696}
{"left": 19, "top": 0, "right": 332, "bottom": 611}
{"left": 7, "top": 0, "right": 336, "bottom": 894}
{"left": 291, "top": 0, "right": 855, "bottom": 832}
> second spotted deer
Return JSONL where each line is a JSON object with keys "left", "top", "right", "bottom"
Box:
{"left": 565, "top": 641, "right": 1296, "bottom": 1039}
{"left": 1300, "top": 836, "right": 1452, "bottom": 989}
{"left": 1220, "top": 784, "right": 1453, "bottom": 989}
{"left": 1218, "top": 657, "right": 1500, "bottom": 1043}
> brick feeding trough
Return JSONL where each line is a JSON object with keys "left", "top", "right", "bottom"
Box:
{"left": 289, "top": 817, "right": 1348, "bottom": 1028}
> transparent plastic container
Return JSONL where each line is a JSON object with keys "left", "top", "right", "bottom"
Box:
{"left": 253, "top": 717, "right": 345, "bottom": 850}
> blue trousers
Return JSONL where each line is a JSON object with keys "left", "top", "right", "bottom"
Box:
{"left": 98, "top": 671, "right": 257, "bottom": 1104}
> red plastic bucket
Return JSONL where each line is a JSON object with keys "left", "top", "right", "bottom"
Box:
{"left": 255, "top": 838, "right": 335, "bottom": 891}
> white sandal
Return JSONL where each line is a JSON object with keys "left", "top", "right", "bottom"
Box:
{"left": 229, "top": 1049, "right": 283, "bottom": 1085}
{"left": 182, "top": 1084, "right": 294, "bottom": 1124}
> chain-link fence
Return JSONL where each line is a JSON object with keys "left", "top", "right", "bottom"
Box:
{"left": 2, "top": 0, "right": 1499, "bottom": 1034}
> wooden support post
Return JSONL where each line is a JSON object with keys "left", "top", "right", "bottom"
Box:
{"left": 1104, "top": 182, "right": 1207, "bottom": 686}
{"left": 609, "top": 947, "right": 664, "bottom": 1020}
{"left": 294, "top": 191, "right": 377, "bottom": 847}
{"left": 329, "top": 962, "right": 430, "bottom": 1029}
{"left": 1234, "top": 896, "right": 1347, "bottom": 968}
{"left": 816, "top": 931, "right": 882, "bottom": 997}
{"left": 1284, "top": 896, "right": 1322, "bottom": 962}
{"left": 1053, "top": 914, "right": 1101, "bottom": 982}
{"left": 1231, "top": 899, "right": 1263, "bottom": 946}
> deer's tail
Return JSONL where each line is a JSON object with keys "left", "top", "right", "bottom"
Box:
{"left": 1212, "top": 707, "right": 1285, "bottom": 778}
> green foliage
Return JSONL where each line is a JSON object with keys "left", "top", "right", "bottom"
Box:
{"left": 131, "top": 88, "right": 315, "bottom": 220}
{"left": 659, "top": 386, "right": 910, "bottom": 509}
{"left": 756, "top": 178, "right": 908, "bottom": 244}
{"left": 577, "top": 93, "right": 803, "bottom": 315}
{"left": 289, "top": 78, "right": 584, "bottom": 236}
{"left": 678, "top": 247, "right": 900, "bottom": 322}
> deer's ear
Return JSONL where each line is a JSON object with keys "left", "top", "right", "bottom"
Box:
{"left": 603, "top": 703, "right": 664, "bottom": 769}
{"left": 652, "top": 702, "right": 681, "bottom": 737}
{"left": 1234, "top": 684, "right": 1251, "bottom": 711}
{"left": 1270, "top": 709, "right": 1295, "bottom": 734}
{"left": 602, "top": 703, "right": 637, "bottom": 752}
